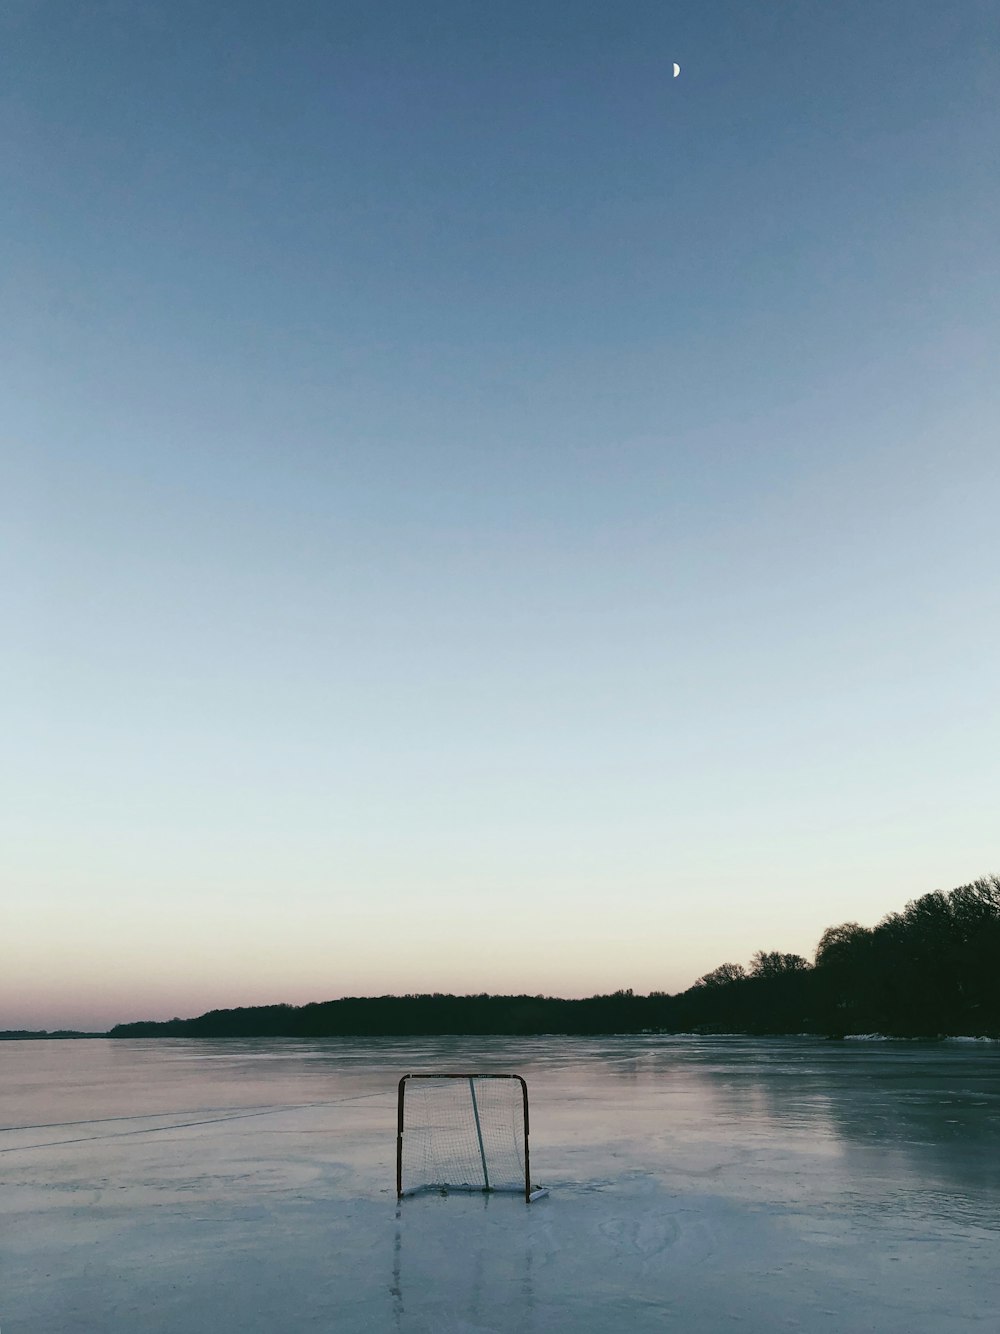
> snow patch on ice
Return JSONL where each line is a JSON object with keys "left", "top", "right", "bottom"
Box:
{"left": 844, "top": 1033, "right": 999, "bottom": 1044}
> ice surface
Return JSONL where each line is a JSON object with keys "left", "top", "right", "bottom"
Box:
{"left": 2, "top": 1035, "right": 998, "bottom": 1332}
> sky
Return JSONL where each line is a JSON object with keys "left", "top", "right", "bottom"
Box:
{"left": 5, "top": 0, "right": 999, "bottom": 1031}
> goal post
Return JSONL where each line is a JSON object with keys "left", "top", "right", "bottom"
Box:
{"left": 396, "top": 1073, "right": 544, "bottom": 1203}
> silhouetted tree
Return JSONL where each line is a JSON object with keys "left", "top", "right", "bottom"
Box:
{"left": 749, "top": 950, "right": 810, "bottom": 979}
{"left": 811, "top": 922, "right": 875, "bottom": 1029}
{"left": 694, "top": 963, "right": 747, "bottom": 987}
{"left": 814, "top": 923, "right": 871, "bottom": 968}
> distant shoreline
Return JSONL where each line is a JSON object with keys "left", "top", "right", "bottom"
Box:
{"left": 0, "top": 1031, "right": 105, "bottom": 1040}
{"left": 11, "top": 874, "right": 997, "bottom": 1043}
{"left": 4, "top": 1025, "right": 999, "bottom": 1043}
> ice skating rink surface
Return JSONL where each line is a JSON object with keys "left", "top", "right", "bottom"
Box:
{"left": 2, "top": 1034, "right": 997, "bottom": 1332}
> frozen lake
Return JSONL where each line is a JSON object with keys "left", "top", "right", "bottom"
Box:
{"left": 2, "top": 1034, "right": 998, "bottom": 1332}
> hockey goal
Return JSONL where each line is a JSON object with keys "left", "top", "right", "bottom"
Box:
{"left": 396, "top": 1073, "right": 545, "bottom": 1202}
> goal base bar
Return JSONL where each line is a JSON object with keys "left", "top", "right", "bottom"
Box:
{"left": 399, "top": 1184, "right": 548, "bottom": 1201}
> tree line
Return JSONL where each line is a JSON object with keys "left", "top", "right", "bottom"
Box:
{"left": 109, "top": 873, "right": 1000, "bottom": 1039}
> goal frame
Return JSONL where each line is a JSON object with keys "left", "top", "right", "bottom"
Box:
{"left": 396, "top": 1072, "right": 535, "bottom": 1203}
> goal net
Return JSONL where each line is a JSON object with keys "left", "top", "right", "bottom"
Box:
{"left": 396, "top": 1073, "right": 542, "bottom": 1202}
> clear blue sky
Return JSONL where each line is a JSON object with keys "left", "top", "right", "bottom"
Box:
{"left": 5, "top": 1, "right": 998, "bottom": 1030}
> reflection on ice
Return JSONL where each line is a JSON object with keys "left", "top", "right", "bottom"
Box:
{"left": 392, "top": 1194, "right": 541, "bottom": 1333}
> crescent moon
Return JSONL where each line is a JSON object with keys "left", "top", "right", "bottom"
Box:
{"left": 673, "top": 63, "right": 681, "bottom": 78}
